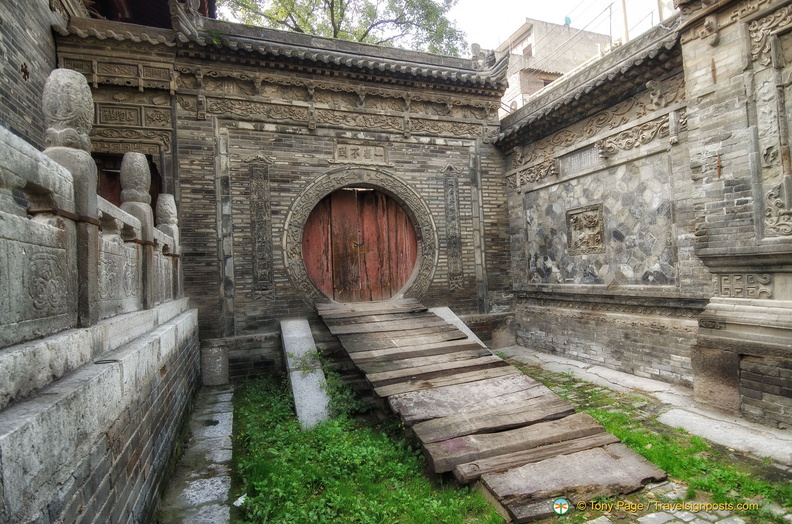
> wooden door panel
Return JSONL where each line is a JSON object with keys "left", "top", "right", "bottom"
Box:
{"left": 303, "top": 198, "right": 334, "bottom": 298}
{"left": 302, "top": 188, "right": 418, "bottom": 302}
{"left": 359, "top": 191, "right": 392, "bottom": 301}
{"left": 331, "top": 190, "right": 361, "bottom": 302}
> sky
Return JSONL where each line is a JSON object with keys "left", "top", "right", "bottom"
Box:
{"left": 448, "top": 0, "right": 675, "bottom": 51}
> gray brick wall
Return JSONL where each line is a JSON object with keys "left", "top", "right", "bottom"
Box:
{"left": 0, "top": 1, "right": 56, "bottom": 149}
{"left": 740, "top": 356, "right": 792, "bottom": 428}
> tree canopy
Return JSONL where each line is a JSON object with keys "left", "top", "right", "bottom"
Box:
{"left": 217, "top": 0, "right": 468, "bottom": 57}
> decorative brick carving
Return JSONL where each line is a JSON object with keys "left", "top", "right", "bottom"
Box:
{"left": 595, "top": 111, "right": 686, "bottom": 157}
{"left": 567, "top": 204, "right": 605, "bottom": 255}
{"left": 443, "top": 166, "right": 464, "bottom": 290}
{"left": 713, "top": 274, "right": 773, "bottom": 299}
{"left": 749, "top": 4, "right": 792, "bottom": 66}
{"left": 250, "top": 160, "right": 275, "bottom": 302}
{"left": 764, "top": 183, "right": 792, "bottom": 236}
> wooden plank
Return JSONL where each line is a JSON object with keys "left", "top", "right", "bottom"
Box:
{"left": 366, "top": 355, "right": 508, "bottom": 387}
{"left": 338, "top": 326, "right": 464, "bottom": 350}
{"left": 316, "top": 298, "right": 420, "bottom": 312}
{"left": 355, "top": 348, "right": 492, "bottom": 374}
{"left": 318, "top": 305, "right": 429, "bottom": 319}
{"left": 302, "top": 197, "right": 334, "bottom": 298}
{"left": 452, "top": 433, "right": 621, "bottom": 484}
{"left": 330, "top": 188, "right": 361, "bottom": 303}
{"left": 483, "top": 443, "right": 667, "bottom": 522}
{"left": 327, "top": 316, "right": 448, "bottom": 335}
{"left": 350, "top": 340, "right": 485, "bottom": 363}
{"left": 322, "top": 311, "right": 437, "bottom": 325}
{"left": 413, "top": 395, "right": 575, "bottom": 444}
{"left": 373, "top": 366, "right": 521, "bottom": 397}
{"left": 423, "top": 412, "right": 605, "bottom": 473}
{"left": 388, "top": 373, "right": 545, "bottom": 423}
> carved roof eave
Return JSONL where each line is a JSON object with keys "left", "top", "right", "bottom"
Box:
{"left": 53, "top": 16, "right": 178, "bottom": 47}
{"left": 170, "top": 1, "right": 507, "bottom": 93}
{"left": 496, "top": 16, "right": 682, "bottom": 149}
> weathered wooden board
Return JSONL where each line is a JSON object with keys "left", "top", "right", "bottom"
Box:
{"left": 355, "top": 348, "right": 493, "bottom": 374}
{"left": 388, "top": 373, "right": 545, "bottom": 423}
{"left": 483, "top": 443, "right": 667, "bottom": 523}
{"left": 327, "top": 316, "right": 449, "bottom": 335}
{"left": 424, "top": 412, "right": 605, "bottom": 473}
{"left": 453, "top": 433, "right": 620, "bottom": 484}
{"left": 412, "top": 394, "right": 575, "bottom": 444}
{"left": 337, "top": 325, "right": 463, "bottom": 348}
{"left": 350, "top": 340, "right": 485, "bottom": 363}
{"left": 318, "top": 305, "right": 429, "bottom": 320}
{"left": 316, "top": 298, "right": 420, "bottom": 313}
{"left": 323, "top": 311, "right": 437, "bottom": 325}
{"left": 367, "top": 355, "right": 508, "bottom": 387}
{"left": 373, "top": 366, "right": 521, "bottom": 398}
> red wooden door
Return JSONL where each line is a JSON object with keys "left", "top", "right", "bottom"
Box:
{"left": 303, "top": 188, "right": 417, "bottom": 302}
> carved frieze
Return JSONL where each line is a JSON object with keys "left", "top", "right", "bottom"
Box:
{"left": 60, "top": 56, "right": 174, "bottom": 92}
{"left": 713, "top": 273, "right": 773, "bottom": 299}
{"left": 595, "top": 111, "right": 686, "bottom": 157}
{"left": 511, "top": 76, "right": 685, "bottom": 170}
{"left": 97, "top": 106, "right": 141, "bottom": 126}
{"left": 91, "top": 128, "right": 171, "bottom": 152}
{"left": 567, "top": 204, "right": 605, "bottom": 255}
{"left": 92, "top": 141, "right": 161, "bottom": 156}
{"left": 316, "top": 109, "right": 403, "bottom": 132}
{"left": 507, "top": 158, "right": 558, "bottom": 192}
{"left": 749, "top": 4, "right": 792, "bottom": 66}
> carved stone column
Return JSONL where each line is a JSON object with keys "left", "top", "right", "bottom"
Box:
{"left": 156, "top": 193, "right": 182, "bottom": 298}
{"left": 42, "top": 68, "right": 99, "bottom": 327}
{"left": 120, "top": 152, "right": 156, "bottom": 308}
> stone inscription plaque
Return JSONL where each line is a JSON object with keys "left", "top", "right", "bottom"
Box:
{"left": 332, "top": 143, "right": 389, "bottom": 165}
{"left": 559, "top": 146, "right": 602, "bottom": 176}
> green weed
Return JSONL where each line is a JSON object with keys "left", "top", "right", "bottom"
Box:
{"left": 232, "top": 376, "right": 502, "bottom": 523}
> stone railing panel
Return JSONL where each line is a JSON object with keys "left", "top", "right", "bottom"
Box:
{"left": 0, "top": 127, "right": 79, "bottom": 349}
{"left": 97, "top": 197, "right": 144, "bottom": 320}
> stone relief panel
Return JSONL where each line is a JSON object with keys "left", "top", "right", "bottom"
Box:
{"left": 522, "top": 155, "right": 675, "bottom": 286}
{"left": 567, "top": 204, "right": 605, "bottom": 255}
{"left": 97, "top": 236, "right": 142, "bottom": 319}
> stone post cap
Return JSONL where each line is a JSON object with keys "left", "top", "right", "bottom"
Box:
{"left": 120, "top": 152, "right": 152, "bottom": 204}
{"left": 156, "top": 194, "right": 178, "bottom": 226}
{"left": 43, "top": 69, "right": 94, "bottom": 153}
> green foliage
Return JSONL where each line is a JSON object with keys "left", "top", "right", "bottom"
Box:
{"left": 217, "top": 0, "right": 468, "bottom": 56}
{"left": 233, "top": 376, "right": 501, "bottom": 523}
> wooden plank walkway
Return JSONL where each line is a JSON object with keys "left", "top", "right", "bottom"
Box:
{"left": 317, "top": 299, "right": 666, "bottom": 522}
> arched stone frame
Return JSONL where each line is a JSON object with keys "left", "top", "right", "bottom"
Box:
{"left": 283, "top": 166, "right": 438, "bottom": 306}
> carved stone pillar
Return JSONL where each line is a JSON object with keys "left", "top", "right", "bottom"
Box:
{"left": 42, "top": 68, "right": 99, "bottom": 327}
{"left": 156, "top": 193, "right": 182, "bottom": 298}
{"left": 120, "top": 152, "right": 156, "bottom": 307}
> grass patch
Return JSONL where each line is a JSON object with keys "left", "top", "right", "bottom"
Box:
{"left": 233, "top": 374, "right": 502, "bottom": 523}
{"left": 516, "top": 364, "right": 792, "bottom": 523}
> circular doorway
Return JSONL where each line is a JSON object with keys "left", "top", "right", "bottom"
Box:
{"left": 302, "top": 187, "right": 418, "bottom": 302}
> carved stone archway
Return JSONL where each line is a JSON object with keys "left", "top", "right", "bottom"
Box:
{"left": 283, "top": 167, "right": 438, "bottom": 306}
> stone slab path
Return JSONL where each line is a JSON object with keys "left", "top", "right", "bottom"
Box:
{"left": 158, "top": 386, "right": 233, "bottom": 524}
{"left": 317, "top": 299, "right": 666, "bottom": 522}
